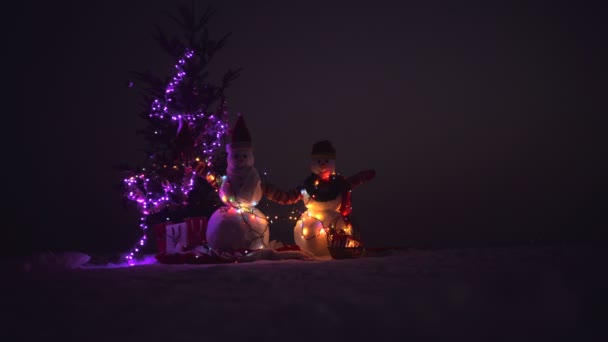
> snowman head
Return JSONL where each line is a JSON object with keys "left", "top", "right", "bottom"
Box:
{"left": 310, "top": 140, "right": 336, "bottom": 180}
{"left": 228, "top": 147, "right": 254, "bottom": 169}
{"left": 226, "top": 114, "right": 255, "bottom": 170}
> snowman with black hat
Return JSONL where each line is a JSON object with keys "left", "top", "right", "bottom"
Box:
{"left": 263, "top": 140, "right": 375, "bottom": 258}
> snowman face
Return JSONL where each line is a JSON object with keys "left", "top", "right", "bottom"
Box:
{"left": 228, "top": 148, "right": 254, "bottom": 169}
{"left": 310, "top": 157, "right": 336, "bottom": 179}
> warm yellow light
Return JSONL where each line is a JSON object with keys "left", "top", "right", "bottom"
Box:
{"left": 302, "top": 228, "right": 308, "bottom": 235}
{"left": 314, "top": 180, "right": 319, "bottom": 186}
{"left": 221, "top": 195, "right": 227, "bottom": 202}
{"left": 344, "top": 225, "right": 353, "bottom": 235}
{"left": 315, "top": 214, "right": 323, "bottom": 220}
{"left": 346, "top": 239, "right": 360, "bottom": 248}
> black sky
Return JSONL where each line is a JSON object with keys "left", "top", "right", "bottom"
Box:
{"left": 6, "top": 0, "right": 607, "bottom": 256}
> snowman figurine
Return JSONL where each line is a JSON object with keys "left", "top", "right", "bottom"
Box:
{"left": 205, "top": 115, "right": 269, "bottom": 252}
{"left": 264, "top": 140, "right": 375, "bottom": 258}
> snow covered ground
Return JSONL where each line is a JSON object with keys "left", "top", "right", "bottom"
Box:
{"left": 3, "top": 244, "right": 603, "bottom": 341}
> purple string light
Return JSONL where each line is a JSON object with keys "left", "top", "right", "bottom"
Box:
{"left": 122, "top": 49, "right": 229, "bottom": 264}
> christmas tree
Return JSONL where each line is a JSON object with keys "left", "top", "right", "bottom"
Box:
{"left": 120, "top": 3, "right": 241, "bottom": 262}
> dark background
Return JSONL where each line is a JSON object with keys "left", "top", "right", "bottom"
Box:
{"left": 6, "top": 0, "right": 606, "bottom": 256}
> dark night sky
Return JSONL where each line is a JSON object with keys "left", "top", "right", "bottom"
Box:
{"left": 6, "top": 0, "right": 607, "bottom": 256}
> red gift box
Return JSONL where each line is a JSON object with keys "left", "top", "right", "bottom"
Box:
{"left": 154, "top": 221, "right": 188, "bottom": 254}
{"left": 184, "top": 216, "right": 208, "bottom": 248}
{"left": 154, "top": 218, "right": 208, "bottom": 255}
{"left": 153, "top": 222, "right": 171, "bottom": 254}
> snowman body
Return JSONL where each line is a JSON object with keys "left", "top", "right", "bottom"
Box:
{"left": 293, "top": 156, "right": 352, "bottom": 257}
{"left": 206, "top": 146, "right": 269, "bottom": 252}
{"left": 288, "top": 141, "right": 374, "bottom": 257}
{"left": 293, "top": 191, "right": 351, "bottom": 257}
{"left": 206, "top": 203, "right": 269, "bottom": 252}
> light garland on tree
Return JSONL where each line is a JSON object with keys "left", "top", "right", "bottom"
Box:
{"left": 148, "top": 48, "right": 228, "bottom": 161}
{"left": 122, "top": 48, "right": 229, "bottom": 264}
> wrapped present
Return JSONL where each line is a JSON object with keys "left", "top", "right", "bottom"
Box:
{"left": 165, "top": 222, "right": 189, "bottom": 254}
{"left": 153, "top": 222, "right": 171, "bottom": 254}
{"left": 184, "top": 216, "right": 208, "bottom": 248}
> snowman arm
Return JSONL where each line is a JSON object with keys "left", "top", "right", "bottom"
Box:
{"left": 261, "top": 181, "right": 302, "bottom": 205}
{"left": 193, "top": 162, "right": 223, "bottom": 190}
{"left": 347, "top": 169, "right": 376, "bottom": 189}
{"left": 206, "top": 172, "right": 223, "bottom": 191}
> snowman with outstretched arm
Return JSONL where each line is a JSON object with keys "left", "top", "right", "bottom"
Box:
{"left": 263, "top": 140, "right": 375, "bottom": 257}
{"left": 205, "top": 115, "right": 269, "bottom": 252}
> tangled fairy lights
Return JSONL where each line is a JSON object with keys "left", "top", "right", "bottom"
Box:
{"left": 122, "top": 49, "right": 229, "bottom": 264}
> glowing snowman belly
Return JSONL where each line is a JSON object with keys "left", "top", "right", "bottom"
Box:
{"left": 293, "top": 195, "right": 350, "bottom": 257}
{"left": 206, "top": 206, "right": 269, "bottom": 252}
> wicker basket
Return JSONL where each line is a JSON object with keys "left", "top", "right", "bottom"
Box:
{"left": 328, "top": 246, "right": 365, "bottom": 259}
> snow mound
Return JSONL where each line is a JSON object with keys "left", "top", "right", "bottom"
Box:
{"left": 19, "top": 251, "right": 91, "bottom": 272}
{"left": 238, "top": 247, "right": 316, "bottom": 262}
